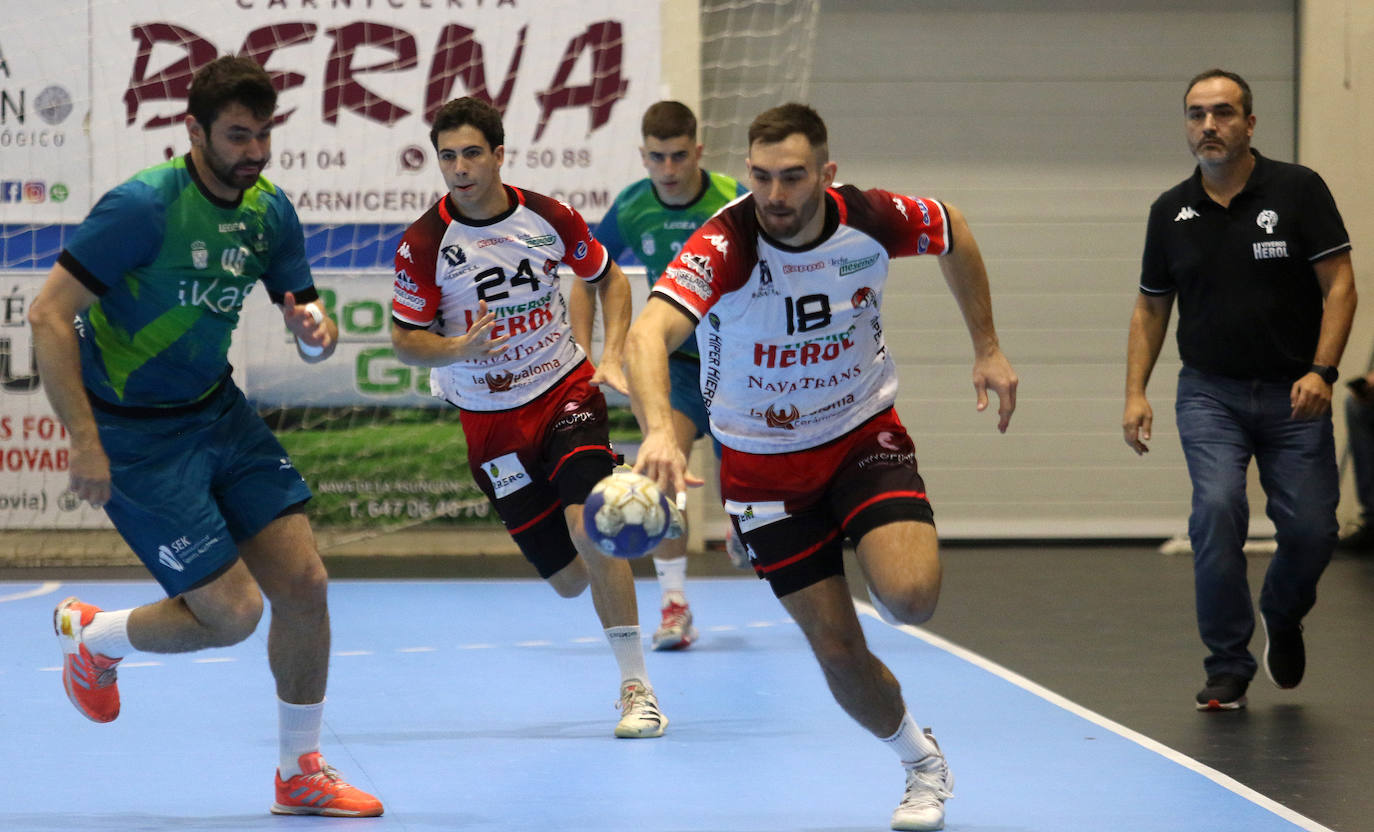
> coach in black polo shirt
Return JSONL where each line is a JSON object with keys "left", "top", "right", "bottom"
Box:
{"left": 1122, "top": 68, "right": 1356, "bottom": 713}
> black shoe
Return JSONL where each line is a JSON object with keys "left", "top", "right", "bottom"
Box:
{"left": 1337, "top": 525, "right": 1374, "bottom": 553}
{"left": 1195, "top": 674, "right": 1249, "bottom": 711}
{"left": 1261, "top": 612, "right": 1305, "bottom": 689}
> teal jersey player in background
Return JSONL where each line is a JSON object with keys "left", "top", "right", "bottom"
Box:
{"left": 27, "top": 56, "right": 383, "bottom": 818}
{"left": 594, "top": 167, "right": 746, "bottom": 360}
{"left": 571, "top": 101, "right": 749, "bottom": 655}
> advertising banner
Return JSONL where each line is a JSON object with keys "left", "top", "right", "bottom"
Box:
{"left": 0, "top": 273, "right": 111, "bottom": 529}
{"left": 0, "top": 0, "right": 92, "bottom": 224}
{"left": 89, "top": 0, "right": 659, "bottom": 224}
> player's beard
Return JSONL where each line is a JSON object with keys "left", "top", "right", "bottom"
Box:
{"left": 202, "top": 137, "right": 266, "bottom": 193}
{"left": 758, "top": 193, "right": 821, "bottom": 242}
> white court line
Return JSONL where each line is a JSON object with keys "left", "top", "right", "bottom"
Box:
{"left": 857, "top": 601, "right": 1337, "bottom": 832}
{"left": 0, "top": 581, "right": 62, "bottom": 603}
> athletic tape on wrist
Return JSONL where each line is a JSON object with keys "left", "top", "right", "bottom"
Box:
{"left": 297, "top": 304, "right": 325, "bottom": 356}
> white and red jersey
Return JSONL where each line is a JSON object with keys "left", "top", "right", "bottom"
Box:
{"left": 391, "top": 185, "right": 611, "bottom": 411}
{"left": 652, "top": 184, "right": 951, "bottom": 454}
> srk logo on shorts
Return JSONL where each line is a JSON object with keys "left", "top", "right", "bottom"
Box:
{"left": 156, "top": 533, "right": 219, "bottom": 572}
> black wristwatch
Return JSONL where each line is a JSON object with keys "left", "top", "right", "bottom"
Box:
{"left": 1310, "top": 364, "right": 1338, "bottom": 384}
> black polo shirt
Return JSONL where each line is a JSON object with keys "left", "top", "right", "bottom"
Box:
{"left": 1139, "top": 149, "right": 1351, "bottom": 382}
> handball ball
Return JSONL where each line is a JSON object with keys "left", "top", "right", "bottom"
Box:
{"left": 582, "top": 470, "right": 670, "bottom": 558}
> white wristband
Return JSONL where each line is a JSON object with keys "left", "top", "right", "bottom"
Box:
{"left": 296, "top": 304, "right": 325, "bottom": 356}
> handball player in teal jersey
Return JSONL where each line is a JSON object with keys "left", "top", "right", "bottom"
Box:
{"left": 27, "top": 56, "right": 382, "bottom": 817}
{"left": 571, "top": 101, "right": 749, "bottom": 651}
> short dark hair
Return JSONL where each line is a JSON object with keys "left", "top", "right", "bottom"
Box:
{"left": 430, "top": 97, "right": 504, "bottom": 151}
{"left": 1184, "top": 68, "right": 1253, "bottom": 116}
{"left": 186, "top": 56, "right": 277, "bottom": 130}
{"left": 747, "top": 102, "right": 828, "bottom": 160}
{"left": 642, "top": 101, "right": 697, "bottom": 141}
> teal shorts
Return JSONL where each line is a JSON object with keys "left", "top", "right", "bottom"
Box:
{"left": 94, "top": 380, "right": 313, "bottom": 597}
{"left": 668, "top": 354, "right": 722, "bottom": 458}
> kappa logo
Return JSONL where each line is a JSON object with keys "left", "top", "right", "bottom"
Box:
{"left": 398, "top": 242, "right": 413, "bottom": 261}
{"left": 485, "top": 370, "right": 516, "bottom": 392}
{"left": 704, "top": 233, "right": 729, "bottom": 257}
{"left": 891, "top": 196, "right": 909, "bottom": 221}
{"left": 1256, "top": 209, "right": 1279, "bottom": 234}
{"left": 765, "top": 404, "right": 800, "bottom": 430}
{"left": 1174, "top": 206, "right": 1201, "bottom": 222}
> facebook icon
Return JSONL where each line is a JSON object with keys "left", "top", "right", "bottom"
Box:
{"left": 1, "top": 182, "right": 21, "bottom": 203}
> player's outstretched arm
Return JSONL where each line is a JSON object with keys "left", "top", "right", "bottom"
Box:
{"left": 625, "top": 297, "right": 702, "bottom": 497}
{"left": 391, "top": 300, "right": 510, "bottom": 367}
{"left": 937, "top": 203, "right": 1018, "bottom": 432}
{"left": 280, "top": 291, "right": 338, "bottom": 363}
{"left": 28, "top": 264, "right": 111, "bottom": 508}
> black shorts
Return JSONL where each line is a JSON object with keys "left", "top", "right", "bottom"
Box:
{"left": 720, "top": 408, "right": 934, "bottom": 597}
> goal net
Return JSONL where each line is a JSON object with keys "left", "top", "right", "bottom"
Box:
{"left": 0, "top": 0, "right": 819, "bottom": 563}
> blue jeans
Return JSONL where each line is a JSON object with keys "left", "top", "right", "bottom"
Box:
{"left": 1175, "top": 366, "right": 1338, "bottom": 679}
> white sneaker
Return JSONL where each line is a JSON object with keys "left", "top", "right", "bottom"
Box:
{"left": 891, "top": 730, "right": 954, "bottom": 831}
{"left": 614, "top": 679, "right": 667, "bottom": 738}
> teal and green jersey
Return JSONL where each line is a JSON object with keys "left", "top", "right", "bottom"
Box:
{"left": 595, "top": 169, "right": 746, "bottom": 359}
{"left": 61, "top": 155, "right": 313, "bottom": 409}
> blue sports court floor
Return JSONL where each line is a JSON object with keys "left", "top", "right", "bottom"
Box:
{"left": 0, "top": 571, "right": 1346, "bottom": 832}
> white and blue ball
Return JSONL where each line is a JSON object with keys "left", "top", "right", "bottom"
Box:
{"left": 582, "top": 471, "right": 670, "bottom": 558}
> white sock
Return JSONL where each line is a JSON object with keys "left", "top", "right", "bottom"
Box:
{"left": 604, "top": 625, "right": 649, "bottom": 685}
{"left": 653, "top": 556, "right": 688, "bottom": 598}
{"left": 882, "top": 710, "right": 939, "bottom": 767}
{"left": 83, "top": 609, "right": 134, "bottom": 658}
{"left": 278, "top": 698, "right": 325, "bottom": 777}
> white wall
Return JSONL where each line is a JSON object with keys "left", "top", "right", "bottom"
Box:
{"left": 803, "top": 0, "right": 1297, "bottom": 537}
{"left": 1300, "top": 0, "right": 1374, "bottom": 529}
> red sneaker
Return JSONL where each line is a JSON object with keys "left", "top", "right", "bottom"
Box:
{"left": 651, "top": 596, "right": 698, "bottom": 651}
{"left": 53, "top": 597, "right": 122, "bottom": 723}
{"left": 272, "top": 752, "right": 384, "bottom": 817}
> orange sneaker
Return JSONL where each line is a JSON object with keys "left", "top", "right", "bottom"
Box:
{"left": 272, "top": 752, "right": 384, "bottom": 817}
{"left": 53, "top": 597, "right": 122, "bottom": 723}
